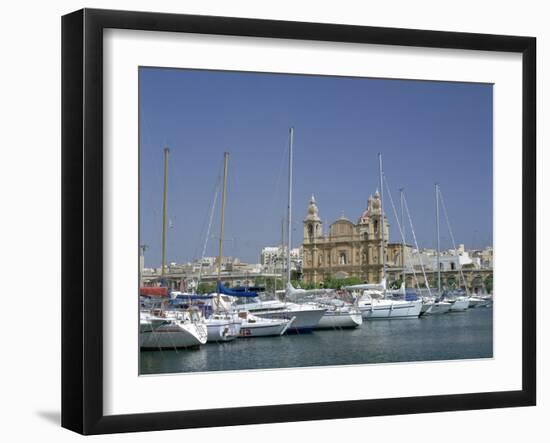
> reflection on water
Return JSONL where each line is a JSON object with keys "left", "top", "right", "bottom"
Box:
{"left": 140, "top": 307, "right": 493, "bottom": 375}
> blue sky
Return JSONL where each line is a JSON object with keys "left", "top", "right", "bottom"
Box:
{"left": 139, "top": 68, "right": 493, "bottom": 267}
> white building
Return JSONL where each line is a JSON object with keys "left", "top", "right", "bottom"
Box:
{"left": 470, "top": 246, "right": 494, "bottom": 269}
{"left": 406, "top": 244, "right": 481, "bottom": 272}
{"left": 260, "top": 245, "right": 302, "bottom": 273}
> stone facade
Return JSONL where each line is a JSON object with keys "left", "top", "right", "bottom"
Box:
{"left": 302, "top": 192, "right": 406, "bottom": 284}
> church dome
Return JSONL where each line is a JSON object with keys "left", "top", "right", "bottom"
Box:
{"left": 337, "top": 211, "right": 350, "bottom": 222}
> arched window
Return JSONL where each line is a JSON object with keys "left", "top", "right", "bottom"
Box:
{"left": 374, "top": 220, "right": 379, "bottom": 233}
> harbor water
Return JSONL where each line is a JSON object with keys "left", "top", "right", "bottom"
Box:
{"left": 140, "top": 307, "right": 493, "bottom": 375}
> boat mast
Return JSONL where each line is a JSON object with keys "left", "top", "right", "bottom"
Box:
{"left": 161, "top": 147, "right": 169, "bottom": 281}
{"left": 436, "top": 183, "right": 441, "bottom": 294}
{"left": 280, "top": 216, "right": 285, "bottom": 288}
{"left": 400, "top": 188, "right": 405, "bottom": 285}
{"left": 286, "top": 128, "right": 294, "bottom": 289}
{"left": 438, "top": 186, "right": 470, "bottom": 296}
{"left": 378, "top": 153, "right": 386, "bottom": 289}
{"left": 217, "top": 152, "right": 229, "bottom": 285}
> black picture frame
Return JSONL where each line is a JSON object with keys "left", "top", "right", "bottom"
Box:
{"left": 61, "top": 8, "right": 536, "bottom": 435}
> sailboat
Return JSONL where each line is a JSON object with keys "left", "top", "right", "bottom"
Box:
{"left": 284, "top": 284, "right": 363, "bottom": 329}
{"left": 348, "top": 279, "right": 422, "bottom": 319}
{"left": 204, "top": 152, "right": 242, "bottom": 343}
{"left": 314, "top": 301, "right": 363, "bottom": 329}
{"left": 216, "top": 283, "right": 295, "bottom": 337}
{"left": 468, "top": 273, "right": 492, "bottom": 308}
{"left": 238, "top": 128, "right": 326, "bottom": 332}
{"left": 421, "top": 183, "right": 452, "bottom": 315}
{"left": 139, "top": 147, "right": 208, "bottom": 350}
{"left": 140, "top": 307, "right": 208, "bottom": 350}
{"left": 207, "top": 152, "right": 294, "bottom": 338}
{"left": 350, "top": 154, "right": 422, "bottom": 319}
{"left": 435, "top": 185, "right": 470, "bottom": 312}
{"left": 468, "top": 294, "right": 491, "bottom": 308}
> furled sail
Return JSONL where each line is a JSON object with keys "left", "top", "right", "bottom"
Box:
{"left": 343, "top": 278, "right": 387, "bottom": 291}
{"left": 216, "top": 282, "right": 258, "bottom": 297}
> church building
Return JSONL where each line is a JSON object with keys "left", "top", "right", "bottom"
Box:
{"left": 302, "top": 192, "right": 407, "bottom": 284}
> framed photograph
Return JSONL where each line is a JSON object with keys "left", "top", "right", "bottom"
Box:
{"left": 62, "top": 8, "right": 536, "bottom": 435}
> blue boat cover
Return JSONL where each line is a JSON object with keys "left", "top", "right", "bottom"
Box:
{"left": 232, "top": 286, "right": 265, "bottom": 292}
{"left": 217, "top": 282, "right": 258, "bottom": 297}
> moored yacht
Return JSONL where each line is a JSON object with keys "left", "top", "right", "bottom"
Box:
{"left": 237, "top": 311, "right": 294, "bottom": 337}
{"left": 420, "top": 296, "right": 452, "bottom": 316}
{"left": 139, "top": 310, "right": 169, "bottom": 332}
{"left": 345, "top": 280, "right": 422, "bottom": 320}
{"left": 357, "top": 292, "right": 422, "bottom": 319}
{"left": 284, "top": 284, "right": 361, "bottom": 329}
{"left": 200, "top": 152, "right": 244, "bottom": 343}
{"left": 468, "top": 295, "right": 491, "bottom": 308}
{"left": 420, "top": 300, "right": 433, "bottom": 316}
{"left": 315, "top": 302, "right": 363, "bottom": 329}
{"left": 441, "top": 289, "right": 470, "bottom": 312}
{"left": 169, "top": 292, "right": 242, "bottom": 343}
{"left": 427, "top": 300, "right": 452, "bottom": 315}
{"left": 234, "top": 296, "right": 326, "bottom": 332}
{"left": 220, "top": 284, "right": 326, "bottom": 333}
{"left": 345, "top": 155, "right": 421, "bottom": 320}
{"left": 448, "top": 296, "right": 470, "bottom": 312}
{"left": 435, "top": 184, "right": 474, "bottom": 313}
{"left": 205, "top": 312, "right": 242, "bottom": 342}
{"left": 236, "top": 127, "right": 325, "bottom": 333}
{"left": 139, "top": 309, "right": 208, "bottom": 350}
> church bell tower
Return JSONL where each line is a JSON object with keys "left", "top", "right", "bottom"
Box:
{"left": 303, "top": 195, "right": 322, "bottom": 244}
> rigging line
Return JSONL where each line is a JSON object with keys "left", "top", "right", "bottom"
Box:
{"left": 191, "top": 158, "right": 224, "bottom": 260}
{"left": 402, "top": 191, "right": 433, "bottom": 298}
{"left": 382, "top": 174, "right": 421, "bottom": 294}
{"left": 438, "top": 187, "right": 470, "bottom": 296}
{"left": 196, "top": 179, "right": 221, "bottom": 288}
{"left": 403, "top": 247, "right": 422, "bottom": 294}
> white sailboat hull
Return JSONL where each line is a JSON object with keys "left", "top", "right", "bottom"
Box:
{"left": 139, "top": 318, "right": 167, "bottom": 333}
{"left": 424, "top": 301, "right": 452, "bottom": 315}
{"left": 468, "top": 297, "right": 491, "bottom": 308}
{"left": 316, "top": 310, "right": 363, "bottom": 329}
{"left": 206, "top": 318, "right": 241, "bottom": 342}
{"left": 420, "top": 302, "right": 433, "bottom": 315}
{"left": 239, "top": 316, "right": 293, "bottom": 337}
{"left": 140, "top": 321, "right": 208, "bottom": 349}
{"left": 449, "top": 297, "right": 469, "bottom": 312}
{"left": 254, "top": 307, "right": 325, "bottom": 332}
{"left": 359, "top": 299, "right": 422, "bottom": 319}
